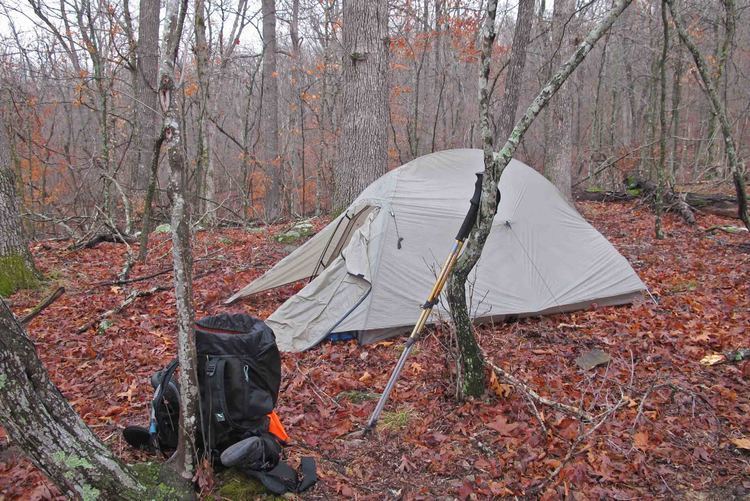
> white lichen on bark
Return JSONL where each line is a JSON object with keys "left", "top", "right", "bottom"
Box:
{"left": 159, "top": 0, "right": 201, "bottom": 479}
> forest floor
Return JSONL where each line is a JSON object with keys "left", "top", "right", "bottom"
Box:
{"left": 1, "top": 200, "right": 749, "bottom": 500}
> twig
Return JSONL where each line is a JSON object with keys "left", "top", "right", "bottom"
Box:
{"left": 295, "top": 361, "right": 341, "bottom": 409}
{"left": 485, "top": 355, "right": 593, "bottom": 421}
{"left": 631, "top": 377, "right": 658, "bottom": 431}
{"left": 19, "top": 287, "right": 65, "bottom": 325}
{"left": 523, "top": 391, "right": 548, "bottom": 435}
{"left": 530, "top": 392, "right": 626, "bottom": 495}
{"left": 91, "top": 252, "right": 223, "bottom": 288}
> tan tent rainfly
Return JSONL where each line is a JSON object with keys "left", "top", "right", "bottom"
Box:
{"left": 227, "top": 149, "right": 645, "bottom": 352}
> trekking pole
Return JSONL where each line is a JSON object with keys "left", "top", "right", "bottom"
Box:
{"left": 364, "top": 173, "right": 485, "bottom": 434}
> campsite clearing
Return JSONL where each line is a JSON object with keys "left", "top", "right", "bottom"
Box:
{"left": 1, "top": 199, "right": 748, "bottom": 499}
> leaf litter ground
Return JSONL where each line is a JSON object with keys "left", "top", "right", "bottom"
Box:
{"left": 1, "top": 201, "right": 749, "bottom": 499}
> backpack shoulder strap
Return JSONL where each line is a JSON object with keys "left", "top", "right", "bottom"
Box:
{"left": 150, "top": 358, "right": 179, "bottom": 450}
{"left": 242, "top": 457, "right": 317, "bottom": 495}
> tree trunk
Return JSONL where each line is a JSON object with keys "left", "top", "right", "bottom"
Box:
{"left": 705, "top": 0, "right": 734, "bottom": 175}
{"left": 159, "top": 0, "right": 201, "bottom": 480}
{"left": 334, "top": 0, "right": 389, "bottom": 211}
{"left": 445, "top": 0, "right": 498, "bottom": 399}
{"left": 194, "top": 0, "right": 216, "bottom": 226}
{"left": 133, "top": 0, "right": 160, "bottom": 193}
{"left": 135, "top": 0, "right": 163, "bottom": 261}
{"left": 493, "top": 0, "right": 533, "bottom": 142}
{"left": 261, "top": 0, "right": 282, "bottom": 222}
{"left": 0, "top": 299, "right": 147, "bottom": 498}
{"left": 670, "top": 46, "right": 684, "bottom": 182}
{"left": 0, "top": 121, "right": 37, "bottom": 296}
{"left": 654, "top": 2, "right": 669, "bottom": 240}
{"left": 546, "top": 0, "right": 575, "bottom": 202}
{"left": 447, "top": 0, "right": 634, "bottom": 398}
{"left": 667, "top": 0, "right": 749, "bottom": 230}
{"left": 654, "top": 0, "right": 669, "bottom": 239}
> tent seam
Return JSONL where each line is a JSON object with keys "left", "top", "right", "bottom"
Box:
{"left": 508, "top": 226, "right": 561, "bottom": 309}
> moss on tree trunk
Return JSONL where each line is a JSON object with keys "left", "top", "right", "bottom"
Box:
{"left": 0, "top": 253, "right": 37, "bottom": 297}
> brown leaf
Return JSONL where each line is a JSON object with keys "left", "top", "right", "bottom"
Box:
{"left": 488, "top": 370, "right": 512, "bottom": 399}
{"left": 486, "top": 415, "right": 519, "bottom": 436}
{"left": 633, "top": 431, "right": 649, "bottom": 451}
{"left": 730, "top": 438, "right": 750, "bottom": 451}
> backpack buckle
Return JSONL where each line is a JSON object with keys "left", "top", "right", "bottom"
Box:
{"left": 206, "top": 360, "right": 217, "bottom": 377}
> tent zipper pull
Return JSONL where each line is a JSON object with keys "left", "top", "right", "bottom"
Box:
{"left": 390, "top": 210, "right": 403, "bottom": 249}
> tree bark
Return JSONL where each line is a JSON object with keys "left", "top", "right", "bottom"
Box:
{"left": 0, "top": 120, "right": 37, "bottom": 296}
{"left": 447, "top": 0, "right": 634, "bottom": 398}
{"left": 334, "top": 0, "right": 389, "bottom": 211}
{"left": 493, "top": 0, "right": 533, "bottom": 143}
{"left": 546, "top": 0, "right": 575, "bottom": 202}
{"left": 132, "top": 0, "right": 160, "bottom": 192}
{"left": 159, "top": 0, "right": 201, "bottom": 480}
{"left": 0, "top": 299, "right": 146, "bottom": 499}
{"left": 654, "top": 0, "right": 669, "bottom": 239}
{"left": 667, "top": 0, "right": 749, "bottom": 230}
{"left": 261, "top": 0, "right": 282, "bottom": 221}
{"left": 705, "top": 0, "right": 734, "bottom": 174}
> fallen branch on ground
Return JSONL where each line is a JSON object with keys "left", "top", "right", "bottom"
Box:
{"left": 72, "top": 231, "right": 137, "bottom": 250}
{"left": 76, "top": 285, "right": 169, "bottom": 333}
{"left": 577, "top": 181, "right": 742, "bottom": 222}
{"left": 91, "top": 252, "right": 224, "bottom": 288}
{"left": 19, "top": 287, "right": 65, "bottom": 326}
{"left": 77, "top": 269, "right": 217, "bottom": 333}
{"left": 484, "top": 354, "right": 593, "bottom": 421}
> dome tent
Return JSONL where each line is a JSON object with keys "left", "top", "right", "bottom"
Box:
{"left": 227, "top": 149, "right": 645, "bottom": 352}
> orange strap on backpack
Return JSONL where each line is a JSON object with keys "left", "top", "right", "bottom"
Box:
{"left": 268, "top": 411, "right": 289, "bottom": 443}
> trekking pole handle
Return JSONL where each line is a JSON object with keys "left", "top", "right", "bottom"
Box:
{"left": 455, "top": 173, "right": 484, "bottom": 241}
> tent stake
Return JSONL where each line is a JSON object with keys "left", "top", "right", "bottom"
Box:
{"left": 364, "top": 174, "right": 485, "bottom": 434}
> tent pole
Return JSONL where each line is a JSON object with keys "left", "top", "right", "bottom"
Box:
{"left": 363, "top": 174, "right": 485, "bottom": 434}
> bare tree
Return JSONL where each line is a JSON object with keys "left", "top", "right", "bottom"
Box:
{"left": 135, "top": 0, "right": 163, "bottom": 262}
{"left": 447, "top": 0, "right": 634, "bottom": 397}
{"left": 546, "top": 0, "right": 575, "bottom": 201}
{"left": 133, "top": 0, "right": 161, "bottom": 191}
{"left": 493, "top": 0, "right": 534, "bottom": 142}
{"left": 334, "top": 0, "right": 389, "bottom": 210}
{"left": 667, "top": 0, "right": 749, "bottom": 230}
{"left": 261, "top": 0, "right": 283, "bottom": 221}
{"left": 158, "top": 0, "right": 202, "bottom": 479}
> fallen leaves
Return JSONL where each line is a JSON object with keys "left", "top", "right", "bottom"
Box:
{"left": 1, "top": 203, "right": 749, "bottom": 499}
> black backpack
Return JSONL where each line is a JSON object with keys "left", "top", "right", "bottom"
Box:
{"left": 147, "top": 313, "right": 281, "bottom": 453}
{"left": 124, "top": 314, "right": 317, "bottom": 494}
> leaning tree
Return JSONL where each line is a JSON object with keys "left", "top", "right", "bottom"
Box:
{"left": 447, "top": 0, "right": 635, "bottom": 397}
{"left": 0, "top": 299, "right": 148, "bottom": 498}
